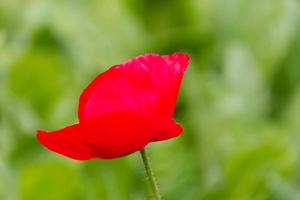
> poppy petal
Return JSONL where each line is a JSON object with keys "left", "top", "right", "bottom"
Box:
{"left": 37, "top": 112, "right": 184, "bottom": 160}
{"left": 79, "top": 112, "right": 184, "bottom": 159}
{"left": 151, "top": 119, "right": 184, "bottom": 142}
{"left": 78, "top": 53, "right": 189, "bottom": 122}
{"left": 37, "top": 125, "right": 97, "bottom": 160}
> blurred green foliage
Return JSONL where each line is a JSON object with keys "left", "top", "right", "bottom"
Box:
{"left": 1, "top": 0, "right": 300, "bottom": 200}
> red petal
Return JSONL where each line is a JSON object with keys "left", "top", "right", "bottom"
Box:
{"left": 78, "top": 53, "right": 189, "bottom": 122}
{"left": 37, "top": 112, "right": 183, "bottom": 160}
{"left": 37, "top": 125, "right": 97, "bottom": 160}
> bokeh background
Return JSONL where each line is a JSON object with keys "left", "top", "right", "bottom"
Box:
{"left": 1, "top": 0, "right": 300, "bottom": 199}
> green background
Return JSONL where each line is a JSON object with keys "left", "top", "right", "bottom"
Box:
{"left": 1, "top": 0, "right": 300, "bottom": 199}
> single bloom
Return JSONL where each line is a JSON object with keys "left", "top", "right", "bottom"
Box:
{"left": 37, "top": 53, "right": 190, "bottom": 160}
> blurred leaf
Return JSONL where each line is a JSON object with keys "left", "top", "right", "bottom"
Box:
{"left": 20, "top": 161, "right": 84, "bottom": 200}
{"left": 9, "top": 49, "right": 71, "bottom": 119}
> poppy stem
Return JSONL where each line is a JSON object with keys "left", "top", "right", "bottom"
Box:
{"left": 140, "top": 148, "right": 161, "bottom": 200}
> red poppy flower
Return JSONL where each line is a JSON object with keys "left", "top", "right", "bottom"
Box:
{"left": 37, "top": 53, "right": 190, "bottom": 160}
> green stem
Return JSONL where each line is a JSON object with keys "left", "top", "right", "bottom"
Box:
{"left": 140, "top": 148, "right": 161, "bottom": 200}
